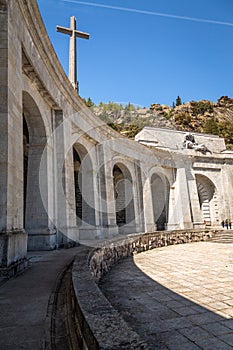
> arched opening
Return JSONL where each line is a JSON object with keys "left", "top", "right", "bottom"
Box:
{"left": 23, "top": 91, "right": 51, "bottom": 250}
{"left": 151, "top": 173, "right": 170, "bottom": 230}
{"left": 196, "top": 174, "right": 217, "bottom": 225}
{"left": 73, "top": 144, "right": 95, "bottom": 226}
{"left": 113, "top": 163, "right": 135, "bottom": 232}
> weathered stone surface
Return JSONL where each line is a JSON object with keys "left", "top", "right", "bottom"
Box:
{"left": 70, "top": 231, "right": 216, "bottom": 348}
{"left": 100, "top": 242, "right": 233, "bottom": 349}
{"left": 88, "top": 230, "right": 214, "bottom": 283}
{"left": 0, "top": 230, "right": 27, "bottom": 267}
{"left": 72, "top": 245, "right": 149, "bottom": 349}
{"left": 2, "top": 0, "right": 233, "bottom": 274}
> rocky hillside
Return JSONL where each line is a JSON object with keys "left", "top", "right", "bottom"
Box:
{"left": 85, "top": 96, "right": 233, "bottom": 149}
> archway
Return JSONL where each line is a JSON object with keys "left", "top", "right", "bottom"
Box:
{"left": 23, "top": 91, "right": 51, "bottom": 249}
{"left": 113, "top": 163, "right": 135, "bottom": 232}
{"left": 73, "top": 144, "right": 95, "bottom": 226}
{"left": 151, "top": 173, "right": 170, "bottom": 230}
{"left": 195, "top": 174, "right": 216, "bottom": 225}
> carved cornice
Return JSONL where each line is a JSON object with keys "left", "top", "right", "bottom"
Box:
{"left": 22, "top": 49, "right": 60, "bottom": 110}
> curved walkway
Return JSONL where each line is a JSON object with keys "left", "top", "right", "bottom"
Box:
{"left": 0, "top": 247, "right": 80, "bottom": 350}
{"left": 100, "top": 242, "right": 233, "bottom": 350}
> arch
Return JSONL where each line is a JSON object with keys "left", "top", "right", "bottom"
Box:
{"left": 23, "top": 91, "right": 47, "bottom": 145}
{"left": 22, "top": 91, "right": 51, "bottom": 249}
{"left": 113, "top": 162, "right": 135, "bottom": 232}
{"left": 150, "top": 172, "right": 170, "bottom": 230}
{"left": 195, "top": 174, "right": 217, "bottom": 225}
{"left": 73, "top": 143, "right": 96, "bottom": 226}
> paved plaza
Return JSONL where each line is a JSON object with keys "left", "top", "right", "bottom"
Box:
{"left": 100, "top": 242, "right": 233, "bottom": 349}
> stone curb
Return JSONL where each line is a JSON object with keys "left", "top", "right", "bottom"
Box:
{"left": 88, "top": 230, "right": 215, "bottom": 283}
{"left": 71, "top": 230, "right": 216, "bottom": 349}
{"left": 72, "top": 245, "right": 149, "bottom": 349}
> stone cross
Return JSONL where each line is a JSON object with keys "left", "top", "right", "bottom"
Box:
{"left": 57, "top": 16, "right": 90, "bottom": 93}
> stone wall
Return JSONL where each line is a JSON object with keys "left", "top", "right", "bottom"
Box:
{"left": 135, "top": 127, "right": 226, "bottom": 152}
{"left": 88, "top": 230, "right": 215, "bottom": 283}
{"left": 72, "top": 245, "right": 148, "bottom": 349}
{"left": 71, "top": 230, "right": 215, "bottom": 349}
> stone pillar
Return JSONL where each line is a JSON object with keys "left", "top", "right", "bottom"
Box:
{"left": 99, "top": 146, "right": 118, "bottom": 238}
{"left": 186, "top": 168, "right": 204, "bottom": 228}
{"left": 96, "top": 144, "right": 108, "bottom": 230}
{"left": 166, "top": 185, "right": 178, "bottom": 230}
{"left": 52, "top": 110, "right": 77, "bottom": 246}
{"left": 143, "top": 176, "right": 157, "bottom": 232}
{"left": 132, "top": 161, "right": 145, "bottom": 233}
{"left": 26, "top": 142, "right": 56, "bottom": 250}
{"left": 220, "top": 163, "right": 233, "bottom": 223}
{"left": 0, "top": 2, "right": 27, "bottom": 270}
{"left": 104, "top": 163, "right": 119, "bottom": 237}
{"left": 167, "top": 168, "right": 193, "bottom": 230}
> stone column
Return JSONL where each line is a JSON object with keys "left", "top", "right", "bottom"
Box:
{"left": 186, "top": 168, "right": 204, "bottom": 228}
{"left": 95, "top": 144, "right": 109, "bottom": 238}
{"left": 26, "top": 143, "right": 57, "bottom": 250}
{"left": 220, "top": 163, "right": 233, "bottom": 223}
{"left": 0, "top": 2, "right": 27, "bottom": 270}
{"left": 104, "top": 164, "right": 119, "bottom": 237}
{"left": 167, "top": 168, "right": 193, "bottom": 230}
{"left": 100, "top": 146, "right": 118, "bottom": 238}
{"left": 143, "top": 176, "right": 157, "bottom": 232}
{"left": 52, "top": 110, "right": 77, "bottom": 246}
{"left": 132, "top": 160, "right": 145, "bottom": 233}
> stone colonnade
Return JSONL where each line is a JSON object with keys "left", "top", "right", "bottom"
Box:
{"left": 1, "top": 0, "right": 233, "bottom": 271}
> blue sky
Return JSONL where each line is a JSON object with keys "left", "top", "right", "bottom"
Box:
{"left": 37, "top": 0, "right": 233, "bottom": 107}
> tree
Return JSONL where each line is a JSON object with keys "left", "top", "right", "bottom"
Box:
{"left": 86, "top": 97, "right": 95, "bottom": 108}
{"left": 191, "top": 101, "right": 213, "bottom": 116}
{"left": 203, "top": 118, "right": 219, "bottom": 135}
{"left": 176, "top": 96, "right": 182, "bottom": 106}
{"left": 125, "top": 102, "right": 135, "bottom": 112}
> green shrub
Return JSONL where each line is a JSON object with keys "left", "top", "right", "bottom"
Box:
{"left": 175, "top": 112, "right": 192, "bottom": 127}
{"left": 191, "top": 101, "right": 214, "bottom": 116}
{"left": 203, "top": 118, "right": 219, "bottom": 135}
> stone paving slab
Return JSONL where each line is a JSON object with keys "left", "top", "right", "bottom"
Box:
{"left": 100, "top": 242, "right": 233, "bottom": 349}
{"left": 0, "top": 247, "right": 80, "bottom": 349}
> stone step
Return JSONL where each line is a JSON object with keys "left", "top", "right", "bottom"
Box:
{"left": 210, "top": 230, "right": 233, "bottom": 243}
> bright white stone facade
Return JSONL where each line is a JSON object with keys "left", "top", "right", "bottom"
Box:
{"left": 1, "top": 0, "right": 233, "bottom": 270}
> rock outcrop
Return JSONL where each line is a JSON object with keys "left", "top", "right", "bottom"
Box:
{"left": 91, "top": 96, "right": 233, "bottom": 148}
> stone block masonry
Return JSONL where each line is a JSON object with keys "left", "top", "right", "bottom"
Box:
{"left": 71, "top": 229, "right": 215, "bottom": 348}
{"left": 89, "top": 229, "right": 214, "bottom": 283}
{"left": 2, "top": 0, "right": 233, "bottom": 278}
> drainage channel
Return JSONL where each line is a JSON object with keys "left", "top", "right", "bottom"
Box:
{"left": 45, "top": 260, "right": 81, "bottom": 350}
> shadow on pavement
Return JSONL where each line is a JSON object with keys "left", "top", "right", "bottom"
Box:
{"left": 100, "top": 255, "right": 233, "bottom": 350}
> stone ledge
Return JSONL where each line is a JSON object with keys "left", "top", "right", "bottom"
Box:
{"left": 89, "top": 229, "right": 215, "bottom": 283}
{"left": 71, "top": 229, "right": 216, "bottom": 349}
{"left": 72, "top": 246, "right": 148, "bottom": 349}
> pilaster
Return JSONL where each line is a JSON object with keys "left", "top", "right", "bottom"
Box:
{"left": 167, "top": 168, "right": 193, "bottom": 230}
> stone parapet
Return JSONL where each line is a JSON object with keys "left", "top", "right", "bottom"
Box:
{"left": 72, "top": 245, "right": 148, "bottom": 349}
{"left": 71, "top": 230, "right": 216, "bottom": 348}
{"left": 89, "top": 230, "right": 215, "bottom": 283}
